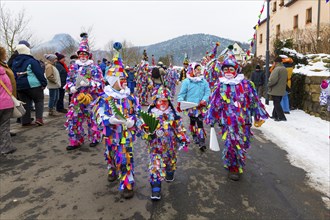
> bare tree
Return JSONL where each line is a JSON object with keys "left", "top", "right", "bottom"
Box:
{"left": 279, "top": 24, "right": 330, "bottom": 54}
{"left": 0, "top": 3, "right": 33, "bottom": 56}
{"left": 103, "top": 40, "right": 140, "bottom": 66}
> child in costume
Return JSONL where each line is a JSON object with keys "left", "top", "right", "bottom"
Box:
{"left": 205, "top": 52, "right": 268, "bottom": 181}
{"left": 64, "top": 33, "right": 105, "bottom": 150}
{"left": 92, "top": 42, "right": 140, "bottom": 199}
{"left": 177, "top": 63, "right": 210, "bottom": 151}
{"left": 142, "top": 86, "right": 189, "bottom": 200}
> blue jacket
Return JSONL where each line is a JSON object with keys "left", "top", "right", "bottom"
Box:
{"left": 177, "top": 78, "right": 210, "bottom": 104}
{"left": 127, "top": 71, "right": 135, "bottom": 82}
{"left": 12, "top": 54, "right": 47, "bottom": 90}
{"left": 99, "top": 62, "right": 107, "bottom": 76}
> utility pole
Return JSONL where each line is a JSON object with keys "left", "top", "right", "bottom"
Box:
{"left": 265, "top": 0, "right": 270, "bottom": 105}
{"left": 316, "top": 0, "right": 321, "bottom": 52}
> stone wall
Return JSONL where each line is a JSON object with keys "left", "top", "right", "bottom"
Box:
{"left": 303, "top": 76, "right": 330, "bottom": 121}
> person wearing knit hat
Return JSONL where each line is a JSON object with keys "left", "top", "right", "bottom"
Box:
{"left": 142, "top": 86, "right": 189, "bottom": 200}
{"left": 64, "top": 33, "right": 105, "bottom": 151}
{"left": 91, "top": 42, "right": 141, "bottom": 199}
{"left": 54, "top": 52, "right": 69, "bottom": 113}
{"left": 11, "top": 43, "right": 47, "bottom": 126}
{"left": 177, "top": 62, "right": 210, "bottom": 151}
{"left": 205, "top": 48, "right": 269, "bottom": 181}
{"left": 18, "top": 40, "right": 31, "bottom": 48}
{"left": 44, "top": 54, "right": 61, "bottom": 116}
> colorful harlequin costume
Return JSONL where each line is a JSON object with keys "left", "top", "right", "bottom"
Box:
{"left": 92, "top": 42, "right": 141, "bottom": 199}
{"left": 64, "top": 33, "right": 105, "bottom": 150}
{"left": 136, "top": 54, "right": 153, "bottom": 106}
{"left": 204, "top": 42, "right": 223, "bottom": 91}
{"left": 143, "top": 86, "right": 189, "bottom": 200}
{"left": 177, "top": 62, "right": 211, "bottom": 151}
{"left": 164, "top": 65, "right": 179, "bottom": 98}
{"left": 320, "top": 79, "right": 330, "bottom": 111}
{"left": 179, "top": 54, "right": 189, "bottom": 82}
{"left": 205, "top": 52, "right": 268, "bottom": 181}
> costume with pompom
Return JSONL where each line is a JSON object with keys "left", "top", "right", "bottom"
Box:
{"left": 205, "top": 52, "right": 268, "bottom": 179}
{"left": 142, "top": 86, "right": 189, "bottom": 199}
{"left": 320, "top": 79, "right": 330, "bottom": 111}
{"left": 91, "top": 43, "right": 141, "bottom": 196}
{"left": 64, "top": 33, "right": 105, "bottom": 148}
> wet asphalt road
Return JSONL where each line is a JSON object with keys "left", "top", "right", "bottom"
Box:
{"left": 1, "top": 86, "right": 329, "bottom": 220}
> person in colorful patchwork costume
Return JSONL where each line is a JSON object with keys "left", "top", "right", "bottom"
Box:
{"left": 64, "top": 33, "right": 105, "bottom": 150}
{"left": 205, "top": 52, "right": 268, "bottom": 181}
{"left": 177, "top": 62, "right": 210, "bottom": 151}
{"left": 136, "top": 51, "right": 153, "bottom": 106}
{"left": 142, "top": 86, "right": 189, "bottom": 200}
{"left": 92, "top": 42, "right": 141, "bottom": 199}
{"left": 320, "top": 78, "right": 330, "bottom": 111}
{"left": 164, "top": 64, "right": 179, "bottom": 98}
{"left": 204, "top": 42, "right": 223, "bottom": 92}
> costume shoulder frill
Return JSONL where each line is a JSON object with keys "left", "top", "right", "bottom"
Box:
{"left": 64, "top": 63, "right": 105, "bottom": 95}
{"left": 91, "top": 93, "right": 141, "bottom": 139}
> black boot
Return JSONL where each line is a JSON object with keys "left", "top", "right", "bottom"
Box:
{"left": 165, "top": 171, "right": 175, "bottom": 182}
{"left": 199, "top": 138, "right": 206, "bottom": 151}
{"left": 193, "top": 135, "right": 199, "bottom": 144}
{"left": 107, "top": 168, "right": 118, "bottom": 182}
{"left": 89, "top": 141, "right": 99, "bottom": 147}
{"left": 228, "top": 171, "right": 240, "bottom": 181}
{"left": 66, "top": 145, "right": 81, "bottom": 151}
{"left": 150, "top": 181, "right": 161, "bottom": 200}
{"left": 123, "top": 187, "right": 134, "bottom": 199}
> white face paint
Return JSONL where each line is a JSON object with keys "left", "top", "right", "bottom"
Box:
{"left": 223, "top": 66, "right": 237, "bottom": 79}
{"left": 78, "top": 52, "right": 89, "bottom": 63}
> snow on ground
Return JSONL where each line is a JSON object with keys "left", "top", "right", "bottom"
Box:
{"left": 293, "top": 53, "right": 330, "bottom": 77}
{"left": 256, "top": 99, "right": 330, "bottom": 208}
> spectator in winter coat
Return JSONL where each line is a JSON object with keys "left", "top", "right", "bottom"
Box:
{"left": 0, "top": 47, "right": 16, "bottom": 98}
{"left": 55, "top": 52, "right": 69, "bottom": 113}
{"left": 267, "top": 57, "right": 288, "bottom": 121}
{"left": 7, "top": 40, "right": 31, "bottom": 69}
{"left": 11, "top": 44, "right": 47, "bottom": 126}
{"left": 126, "top": 66, "right": 136, "bottom": 94}
{"left": 281, "top": 57, "right": 293, "bottom": 114}
{"left": 250, "top": 64, "right": 265, "bottom": 98}
{"left": 99, "top": 58, "right": 107, "bottom": 77}
{"left": 44, "top": 54, "right": 61, "bottom": 116}
{"left": 0, "top": 66, "right": 17, "bottom": 154}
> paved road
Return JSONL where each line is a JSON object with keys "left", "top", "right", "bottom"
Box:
{"left": 1, "top": 106, "right": 329, "bottom": 219}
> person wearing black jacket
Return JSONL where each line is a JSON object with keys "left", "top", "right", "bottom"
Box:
{"left": 55, "top": 53, "right": 69, "bottom": 113}
{"left": 250, "top": 64, "right": 265, "bottom": 98}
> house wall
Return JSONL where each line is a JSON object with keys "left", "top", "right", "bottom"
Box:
{"left": 256, "top": 0, "right": 330, "bottom": 57}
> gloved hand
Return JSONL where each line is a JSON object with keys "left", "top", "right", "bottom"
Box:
{"left": 80, "top": 80, "right": 90, "bottom": 87}
{"left": 176, "top": 102, "right": 182, "bottom": 112}
{"left": 198, "top": 100, "right": 207, "bottom": 108}
{"left": 70, "top": 86, "right": 77, "bottom": 94}
{"left": 254, "top": 120, "right": 265, "bottom": 127}
{"left": 125, "top": 117, "right": 135, "bottom": 128}
{"left": 109, "top": 116, "right": 126, "bottom": 125}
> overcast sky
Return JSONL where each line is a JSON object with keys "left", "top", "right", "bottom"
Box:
{"left": 2, "top": 0, "right": 267, "bottom": 49}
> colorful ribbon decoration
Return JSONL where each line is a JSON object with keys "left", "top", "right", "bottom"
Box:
{"left": 245, "top": 0, "right": 266, "bottom": 59}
